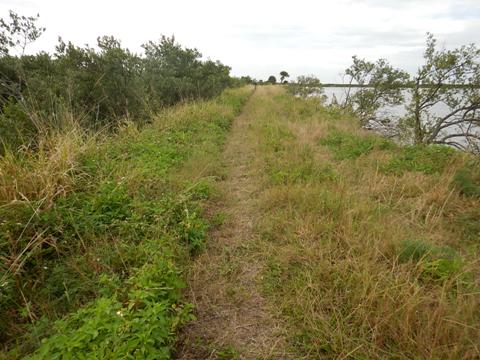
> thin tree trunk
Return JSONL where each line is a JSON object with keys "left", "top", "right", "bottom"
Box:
{"left": 413, "top": 81, "right": 423, "bottom": 144}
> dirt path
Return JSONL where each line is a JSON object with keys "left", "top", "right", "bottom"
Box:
{"left": 176, "top": 87, "right": 291, "bottom": 359}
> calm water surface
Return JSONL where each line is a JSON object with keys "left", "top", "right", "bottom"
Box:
{"left": 323, "top": 87, "right": 450, "bottom": 119}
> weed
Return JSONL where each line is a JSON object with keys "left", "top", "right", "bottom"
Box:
{"left": 397, "top": 238, "right": 436, "bottom": 262}
{"left": 319, "top": 130, "right": 395, "bottom": 160}
{"left": 0, "top": 87, "right": 252, "bottom": 358}
{"left": 215, "top": 345, "right": 239, "bottom": 359}
{"left": 397, "top": 239, "right": 462, "bottom": 280}
{"left": 383, "top": 144, "right": 456, "bottom": 175}
{"left": 453, "top": 160, "right": 480, "bottom": 198}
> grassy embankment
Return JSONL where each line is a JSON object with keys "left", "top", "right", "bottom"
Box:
{"left": 0, "top": 86, "right": 252, "bottom": 359}
{"left": 249, "top": 87, "right": 480, "bottom": 359}
{"left": 1, "top": 84, "right": 479, "bottom": 359}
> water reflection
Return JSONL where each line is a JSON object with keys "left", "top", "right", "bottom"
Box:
{"left": 323, "top": 87, "right": 450, "bottom": 119}
{"left": 322, "top": 87, "right": 478, "bottom": 149}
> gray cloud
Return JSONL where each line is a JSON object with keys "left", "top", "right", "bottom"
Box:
{"left": 1, "top": 0, "right": 479, "bottom": 82}
{"left": 332, "top": 27, "right": 425, "bottom": 48}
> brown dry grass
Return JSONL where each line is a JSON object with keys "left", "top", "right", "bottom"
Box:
{"left": 252, "top": 88, "right": 480, "bottom": 359}
{"left": 0, "top": 126, "right": 93, "bottom": 207}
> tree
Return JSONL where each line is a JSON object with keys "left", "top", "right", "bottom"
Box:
{"left": 142, "top": 35, "right": 230, "bottom": 106}
{"left": 0, "top": 10, "right": 234, "bottom": 152}
{"left": 0, "top": 10, "right": 45, "bottom": 150}
{"left": 288, "top": 75, "right": 324, "bottom": 99}
{"left": 280, "top": 70, "right": 289, "bottom": 83}
{"left": 0, "top": 10, "right": 45, "bottom": 56}
{"left": 267, "top": 75, "right": 277, "bottom": 84}
{"left": 344, "top": 56, "right": 409, "bottom": 125}
{"left": 229, "top": 76, "right": 253, "bottom": 87}
{"left": 403, "top": 33, "right": 480, "bottom": 151}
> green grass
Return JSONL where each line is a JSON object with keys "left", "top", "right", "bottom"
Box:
{"left": 319, "top": 130, "right": 396, "bottom": 160}
{"left": 453, "top": 160, "right": 480, "bottom": 198}
{"left": 0, "top": 87, "right": 251, "bottom": 359}
{"left": 2, "top": 85, "right": 480, "bottom": 359}
{"left": 397, "top": 239, "right": 463, "bottom": 281}
{"left": 383, "top": 144, "right": 457, "bottom": 175}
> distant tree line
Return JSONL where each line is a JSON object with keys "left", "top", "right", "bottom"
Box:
{"left": 0, "top": 11, "right": 234, "bottom": 152}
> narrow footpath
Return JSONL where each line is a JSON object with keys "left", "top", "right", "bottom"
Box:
{"left": 176, "top": 87, "right": 292, "bottom": 359}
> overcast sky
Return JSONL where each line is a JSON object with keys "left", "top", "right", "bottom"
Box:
{"left": 1, "top": 0, "right": 479, "bottom": 82}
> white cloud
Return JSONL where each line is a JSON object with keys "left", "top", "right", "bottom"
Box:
{"left": 0, "top": 0, "right": 479, "bottom": 82}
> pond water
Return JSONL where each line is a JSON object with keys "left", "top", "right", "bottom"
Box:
{"left": 322, "top": 87, "right": 478, "bottom": 150}
{"left": 323, "top": 87, "right": 450, "bottom": 120}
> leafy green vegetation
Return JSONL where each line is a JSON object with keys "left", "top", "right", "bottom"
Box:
{"left": 27, "top": 261, "right": 192, "bottom": 360}
{"left": 397, "top": 239, "right": 463, "bottom": 281}
{"left": 453, "top": 161, "right": 480, "bottom": 198}
{"left": 0, "top": 87, "right": 251, "bottom": 358}
{"left": 383, "top": 144, "right": 456, "bottom": 174}
{"left": 319, "top": 130, "right": 395, "bottom": 159}
{"left": 0, "top": 11, "right": 240, "bottom": 155}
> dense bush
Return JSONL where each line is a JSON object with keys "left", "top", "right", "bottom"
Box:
{"left": 0, "top": 12, "right": 234, "bottom": 153}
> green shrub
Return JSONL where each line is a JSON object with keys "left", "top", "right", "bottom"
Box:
{"left": 0, "top": 34, "right": 232, "bottom": 133}
{"left": 453, "top": 161, "right": 480, "bottom": 198}
{"left": 319, "top": 131, "right": 395, "bottom": 160}
{"left": 398, "top": 239, "right": 435, "bottom": 262}
{"left": 0, "top": 99, "right": 36, "bottom": 153}
{"left": 383, "top": 145, "right": 455, "bottom": 175}
{"left": 27, "top": 259, "right": 193, "bottom": 360}
{"left": 421, "top": 258, "right": 463, "bottom": 281}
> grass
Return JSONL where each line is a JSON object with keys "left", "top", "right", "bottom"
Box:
{"left": 382, "top": 144, "right": 458, "bottom": 175}
{"left": 249, "top": 88, "right": 480, "bottom": 359}
{"left": 0, "top": 87, "right": 252, "bottom": 359}
{"left": 319, "top": 130, "right": 395, "bottom": 160}
{"left": 2, "top": 85, "right": 479, "bottom": 359}
{"left": 453, "top": 160, "right": 480, "bottom": 198}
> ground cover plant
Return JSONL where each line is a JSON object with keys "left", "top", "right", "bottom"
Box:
{"left": 0, "top": 87, "right": 251, "bottom": 359}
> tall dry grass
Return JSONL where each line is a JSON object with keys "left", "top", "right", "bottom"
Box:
{"left": 251, "top": 87, "right": 480, "bottom": 359}
{"left": 0, "top": 117, "right": 95, "bottom": 207}
{"left": 0, "top": 115, "right": 96, "bottom": 310}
